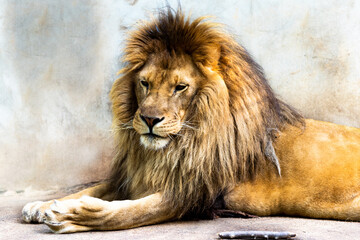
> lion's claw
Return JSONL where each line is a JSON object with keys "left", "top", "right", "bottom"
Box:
{"left": 44, "top": 206, "right": 75, "bottom": 233}
{"left": 44, "top": 220, "right": 63, "bottom": 226}
{"left": 44, "top": 219, "right": 78, "bottom": 234}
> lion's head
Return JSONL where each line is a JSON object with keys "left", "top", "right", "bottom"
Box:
{"left": 109, "top": 9, "right": 303, "bottom": 217}
{"left": 132, "top": 54, "right": 202, "bottom": 149}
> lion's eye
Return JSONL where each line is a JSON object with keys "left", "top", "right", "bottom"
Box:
{"left": 140, "top": 80, "right": 149, "bottom": 88}
{"left": 175, "top": 84, "right": 188, "bottom": 92}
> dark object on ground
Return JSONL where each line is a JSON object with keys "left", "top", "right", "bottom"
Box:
{"left": 218, "top": 230, "right": 296, "bottom": 239}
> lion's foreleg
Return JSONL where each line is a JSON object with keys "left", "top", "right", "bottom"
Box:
{"left": 43, "top": 193, "right": 175, "bottom": 233}
{"left": 22, "top": 183, "right": 113, "bottom": 223}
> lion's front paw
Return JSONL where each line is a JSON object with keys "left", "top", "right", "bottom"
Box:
{"left": 22, "top": 200, "right": 54, "bottom": 223}
{"left": 44, "top": 196, "right": 109, "bottom": 233}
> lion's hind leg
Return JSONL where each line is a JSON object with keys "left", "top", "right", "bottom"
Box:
{"left": 224, "top": 182, "right": 360, "bottom": 221}
{"left": 281, "top": 193, "right": 360, "bottom": 221}
{"left": 224, "top": 181, "right": 283, "bottom": 217}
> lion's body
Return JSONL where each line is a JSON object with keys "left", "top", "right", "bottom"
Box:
{"left": 227, "top": 119, "right": 360, "bottom": 220}
{"left": 22, "top": 10, "right": 360, "bottom": 233}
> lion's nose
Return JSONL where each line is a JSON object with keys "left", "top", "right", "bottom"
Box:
{"left": 140, "top": 115, "right": 165, "bottom": 130}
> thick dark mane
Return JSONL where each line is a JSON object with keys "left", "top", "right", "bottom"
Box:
{"left": 109, "top": 9, "right": 304, "bottom": 218}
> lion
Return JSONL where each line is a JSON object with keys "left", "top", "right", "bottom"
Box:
{"left": 22, "top": 10, "right": 360, "bottom": 233}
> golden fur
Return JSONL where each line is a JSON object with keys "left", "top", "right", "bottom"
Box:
{"left": 109, "top": 9, "right": 303, "bottom": 217}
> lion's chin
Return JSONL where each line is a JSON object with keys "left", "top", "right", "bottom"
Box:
{"left": 140, "top": 134, "right": 170, "bottom": 150}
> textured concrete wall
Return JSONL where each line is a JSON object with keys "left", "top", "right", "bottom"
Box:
{"left": 1, "top": 0, "right": 359, "bottom": 192}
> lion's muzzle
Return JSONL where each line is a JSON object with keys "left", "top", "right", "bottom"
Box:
{"left": 140, "top": 115, "right": 165, "bottom": 133}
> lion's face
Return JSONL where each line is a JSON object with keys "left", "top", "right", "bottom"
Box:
{"left": 132, "top": 55, "right": 202, "bottom": 149}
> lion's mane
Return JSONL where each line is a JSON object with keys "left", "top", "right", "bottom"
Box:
{"left": 109, "top": 10, "right": 304, "bottom": 218}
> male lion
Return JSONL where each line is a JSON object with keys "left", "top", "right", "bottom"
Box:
{"left": 22, "top": 10, "right": 360, "bottom": 233}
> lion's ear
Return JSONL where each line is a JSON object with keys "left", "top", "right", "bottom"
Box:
{"left": 193, "top": 44, "right": 221, "bottom": 72}
{"left": 207, "top": 44, "right": 221, "bottom": 70}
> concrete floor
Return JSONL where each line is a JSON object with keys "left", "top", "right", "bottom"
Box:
{"left": 1, "top": 192, "right": 360, "bottom": 240}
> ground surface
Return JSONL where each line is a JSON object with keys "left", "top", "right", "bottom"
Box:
{"left": 1, "top": 192, "right": 360, "bottom": 240}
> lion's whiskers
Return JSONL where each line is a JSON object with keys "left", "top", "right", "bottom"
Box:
{"left": 171, "top": 132, "right": 184, "bottom": 137}
{"left": 114, "top": 120, "right": 134, "bottom": 131}
{"left": 182, "top": 121, "right": 198, "bottom": 131}
{"left": 167, "top": 134, "right": 174, "bottom": 140}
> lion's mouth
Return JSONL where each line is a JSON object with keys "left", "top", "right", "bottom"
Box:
{"left": 140, "top": 133, "right": 170, "bottom": 149}
{"left": 143, "top": 133, "right": 167, "bottom": 139}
